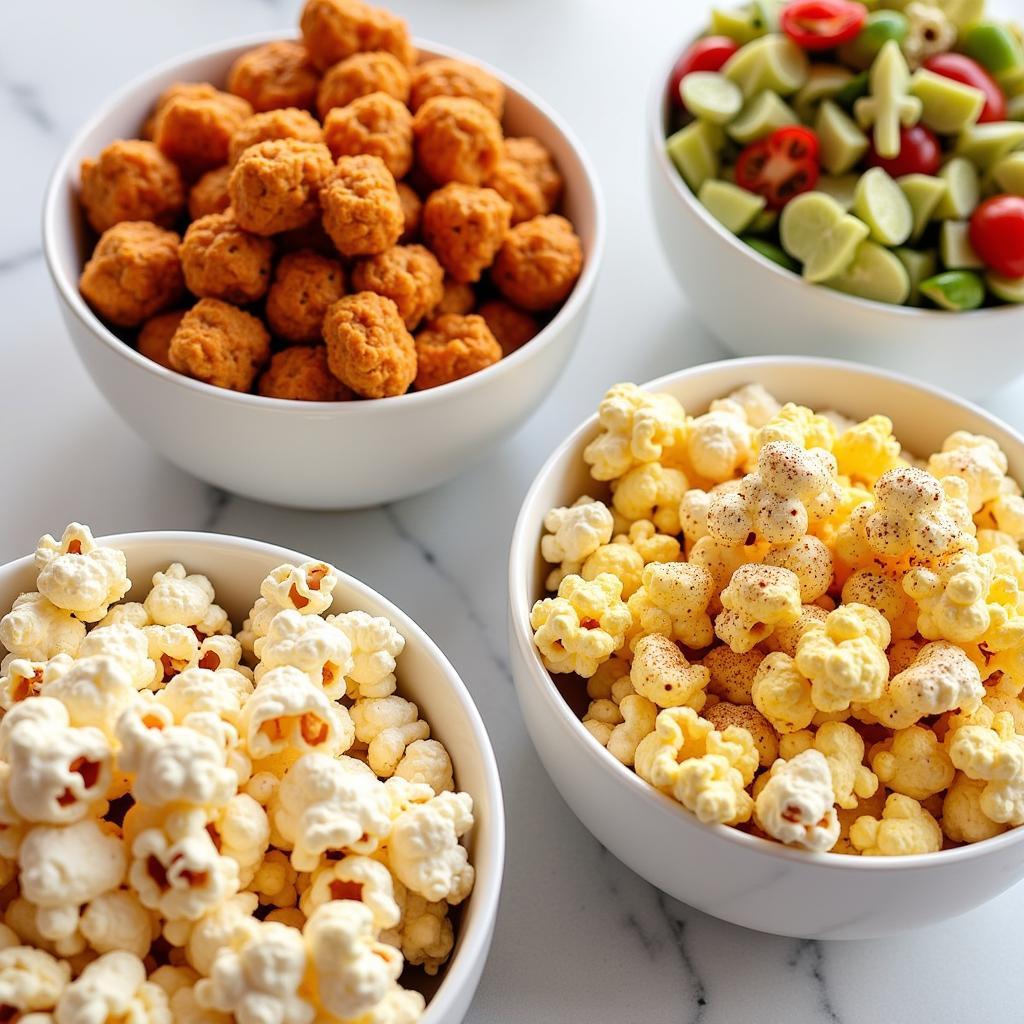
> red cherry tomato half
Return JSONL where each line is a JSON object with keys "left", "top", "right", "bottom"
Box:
{"left": 970, "top": 195, "right": 1024, "bottom": 278}
{"left": 923, "top": 53, "right": 1007, "bottom": 123}
{"left": 866, "top": 124, "right": 942, "bottom": 177}
{"left": 735, "top": 125, "right": 821, "bottom": 210}
{"left": 780, "top": 0, "right": 868, "bottom": 51}
{"left": 668, "top": 36, "right": 741, "bottom": 107}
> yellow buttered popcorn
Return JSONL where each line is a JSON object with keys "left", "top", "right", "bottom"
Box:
{"left": 530, "top": 382, "right": 1024, "bottom": 857}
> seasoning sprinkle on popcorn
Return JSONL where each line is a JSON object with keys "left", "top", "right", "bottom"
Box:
{"left": 531, "top": 381, "right": 1024, "bottom": 856}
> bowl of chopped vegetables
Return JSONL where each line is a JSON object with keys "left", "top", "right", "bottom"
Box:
{"left": 648, "top": 0, "right": 1024, "bottom": 398}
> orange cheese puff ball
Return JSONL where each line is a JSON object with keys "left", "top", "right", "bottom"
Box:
{"left": 397, "top": 181, "right": 422, "bottom": 242}
{"left": 188, "top": 166, "right": 231, "bottom": 219}
{"left": 300, "top": 0, "right": 415, "bottom": 72}
{"left": 323, "top": 92, "right": 413, "bottom": 179}
{"left": 266, "top": 250, "right": 346, "bottom": 343}
{"left": 351, "top": 244, "right": 444, "bottom": 329}
{"left": 258, "top": 346, "right": 354, "bottom": 400}
{"left": 136, "top": 309, "right": 187, "bottom": 369}
{"left": 422, "top": 183, "right": 511, "bottom": 283}
{"left": 227, "top": 108, "right": 324, "bottom": 166}
{"left": 319, "top": 154, "right": 404, "bottom": 257}
{"left": 477, "top": 299, "right": 539, "bottom": 356}
{"left": 434, "top": 278, "right": 475, "bottom": 317}
{"left": 412, "top": 96, "right": 503, "bottom": 186}
{"left": 486, "top": 136, "right": 563, "bottom": 224}
{"left": 323, "top": 291, "right": 416, "bottom": 398}
{"left": 409, "top": 58, "right": 505, "bottom": 119}
{"left": 414, "top": 313, "right": 501, "bottom": 390}
{"left": 180, "top": 211, "right": 274, "bottom": 303}
{"left": 493, "top": 214, "right": 582, "bottom": 311}
{"left": 152, "top": 83, "right": 252, "bottom": 179}
{"left": 79, "top": 221, "right": 184, "bottom": 327}
{"left": 79, "top": 140, "right": 185, "bottom": 233}
{"left": 169, "top": 297, "right": 270, "bottom": 391}
{"left": 227, "top": 40, "right": 320, "bottom": 113}
{"left": 317, "top": 51, "right": 410, "bottom": 117}
{"left": 228, "top": 139, "right": 334, "bottom": 235}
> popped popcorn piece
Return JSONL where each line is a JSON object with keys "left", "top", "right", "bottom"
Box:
{"left": 781, "top": 722, "right": 877, "bottom": 809}
{"left": 54, "top": 951, "right": 169, "bottom": 1024}
{"left": 248, "top": 849, "right": 299, "bottom": 909}
{"left": 78, "top": 624, "right": 159, "bottom": 691}
{"left": 301, "top": 855, "right": 400, "bottom": 930}
{"left": 583, "top": 384, "right": 688, "bottom": 482}
{"left": 688, "top": 535, "right": 769, "bottom": 602}
{"left": 757, "top": 403, "right": 836, "bottom": 453}
{"left": 207, "top": 794, "right": 270, "bottom": 888}
{"left": 581, "top": 698, "right": 620, "bottom": 746}
{"left": 78, "top": 891, "right": 156, "bottom": 958}
{"left": 948, "top": 711, "right": 1024, "bottom": 825}
{"left": 753, "top": 749, "right": 840, "bottom": 852}
{"left": 794, "top": 604, "right": 891, "bottom": 713}
{"left": 611, "top": 463, "right": 688, "bottom": 535}
{"left": 143, "top": 565, "right": 218, "bottom": 630}
{"left": 711, "top": 383, "right": 780, "bottom": 429}
{"left": 672, "top": 747, "right": 755, "bottom": 826}
{"left": 752, "top": 652, "right": 815, "bottom": 734}
{"left": 841, "top": 568, "right": 919, "bottom": 641}
{"left": 183, "top": 893, "right": 259, "bottom": 975}
{"left": 389, "top": 891, "right": 453, "bottom": 977}
{"left": 764, "top": 536, "right": 833, "bottom": 603}
{"left": 703, "top": 645, "right": 763, "bottom": 705}
{"left": 156, "top": 667, "right": 250, "bottom": 725}
{"left": 34, "top": 525, "right": 130, "bottom": 624}
{"left": 529, "top": 573, "right": 630, "bottom": 678}
{"left": 704, "top": 701, "right": 779, "bottom": 767}
{"left": 40, "top": 655, "right": 138, "bottom": 740}
{"left": 253, "top": 610, "right": 354, "bottom": 699}
{"left": 305, "top": 901, "right": 403, "bottom": 1022}
{"left": 540, "top": 498, "right": 615, "bottom": 585}
{"left": 351, "top": 697, "right": 429, "bottom": 777}
{"left": 327, "top": 610, "right": 405, "bottom": 699}
{"left": 763, "top": 603, "right": 830, "bottom": 658}
{"left": 144, "top": 625, "right": 201, "bottom": 687}
{"left": 388, "top": 791, "right": 474, "bottom": 904}
{"left": 586, "top": 654, "right": 634, "bottom": 704}
{"left": 579, "top": 521, "right": 681, "bottom": 599}
{"left": 634, "top": 706, "right": 716, "bottom": 790}
{"left": 871, "top": 725, "right": 955, "bottom": 800}
{"left": 272, "top": 754, "right": 392, "bottom": 871}
{"left": 832, "top": 415, "right": 903, "bottom": 486}
{"left": 0, "top": 947, "right": 69, "bottom": 1014}
{"left": 849, "top": 793, "right": 943, "bottom": 855}
{"left": 927, "top": 431, "right": 1008, "bottom": 514}
{"left": 715, "top": 564, "right": 802, "bottom": 653}
{"left": 0, "top": 656, "right": 69, "bottom": 711}
{"left": 394, "top": 739, "right": 454, "bottom": 794}
{"left": 0, "top": 594, "right": 86, "bottom": 662}
{"left": 629, "top": 634, "right": 709, "bottom": 710}
{"left": 685, "top": 407, "right": 753, "bottom": 483}
{"left": 627, "top": 561, "right": 714, "bottom": 650}
{"left": 977, "top": 480, "right": 1024, "bottom": 543}
{"left": 606, "top": 695, "right": 657, "bottom": 767}
{"left": 868, "top": 641, "right": 984, "bottom": 729}
{"left": 942, "top": 772, "right": 1008, "bottom": 843}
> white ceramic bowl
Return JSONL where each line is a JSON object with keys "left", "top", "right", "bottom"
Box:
{"left": 0, "top": 531, "right": 504, "bottom": 1023}
{"left": 509, "top": 356, "right": 1024, "bottom": 939}
{"left": 647, "top": 45, "right": 1024, "bottom": 400}
{"left": 43, "top": 33, "right": 604, "bottom": 509}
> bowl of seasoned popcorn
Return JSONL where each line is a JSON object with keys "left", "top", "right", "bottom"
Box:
{"left": 509, "top": 355, "right": 1024, "bottom": 938}
{"left": 648, "top": 0, "right": 1024, "bottom": 397}
{"left": 43, "top": 0, "right": 602, "bottom": 508}
{"left": 0, "top": 525, "right": 504, "bottom": 1023}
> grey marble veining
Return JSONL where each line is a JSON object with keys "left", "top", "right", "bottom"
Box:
{"left": 4, "top": 1, "right": 1024, "bottom": 1022}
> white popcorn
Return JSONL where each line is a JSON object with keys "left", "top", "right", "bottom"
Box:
{"left": 0, "top": 655, "right": 71, "bottom": 711}
{"left": 300, "top": 855, "right": 400, "bottom": 930}
{"left": 351, "top": 697, "right": 429, "bottom": 778}
{"left": 388, "top": 792, "right": 474, "bottom": 905}
{"left": 183, "top": 893, "right": 259, "bottom": 976}
{"left": 207, "top": 794, "right": 269, "bottom": 888}
{"left": 78, "top": 624, "right": 159, "bottom": 691}
{"left": 272, "top": 754, "right": 393, "bottom": 871}
{"left": 34, "top": 525, "right": 130, "bottom": 624}
{"left": 0, "top": 593, "right": 85, "bottom": 662}
{"left": 328, "top": 611, "right": 405, "bottom": 700}
{"left": 541, "top": 498, "right": 615, "bottom": 566}
{"left": 144, "top": 565, "right": 216, "bottom": 628}
{"left": 156, "top": 667, "right": 250, "bottom": 724}
{"left": 710, "top": 383, "right": 781, "bottom": 428}
{"left": 54, "top": 951, "right": 170, "bottom": 1024}
{"left": 253, "top": 611, "right": 354, "bottom": 699}
{"left": 262, "top": 562, "right": 338, "bottom": 617}
{"left": 754, "top": 749, "right": 840, "bottom": 852}
{"left": 41, "top": 655, "right": 137, "bottom": 739}
{"left": 393, "top": 892, "right": 454, "bottom": 976}
{"left": 95, "top": 602, "right": 149, "bottom": 630}
{"left": 79, "top": 891, "right": 156, "bottom": 958}
{"left": 0, "top": 946, "right": 70, "bottom": 1013}
{"left": 361, "top": 988, "right": 426, "bottom": 1024}
{"left": 395, "top": 739, "right": 454, "bottom": 795}
{"left": 144, "top": 625, "right": 200, "bottom": 688}
{"left": 195, "top": 635, "right": 245, "bottom": 674}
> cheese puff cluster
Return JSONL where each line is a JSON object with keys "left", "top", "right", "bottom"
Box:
{"left": 76, "top": 0, "right": 583, "bottom": 403}
{"left": 0, "top": 525, "right": 475, "bottom": 1021}
{"left": 530, "top": 383, "right": 1024, "bottom": 856}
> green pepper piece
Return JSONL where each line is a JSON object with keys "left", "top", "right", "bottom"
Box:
{"left": 962, "top": 23, "right": 1024, "bottom": 77}
{"left": 840, "top": 10, "right": 910, "bottom": 71}
{"left": 824, "top": 240, "right": 912, "bottom": 305}
{"left": 834, "top": 71, "right": 870, "bottom": 111}
{"left": 919, "top": 269, "right": 987, "bottom": 310}
{"left": 666, "top": 121, "right": 724, "bottom": 191}
{"left": 987, "top": 270, "right": 1024, "bottom": 302}
{"left": 699, "top": 179, "right": 767, "bottom": 233}
{"left": 894, "top": 246, "right": 938, "bottom": 305}
{"left": 741, "top": 235, "right": 801, "bottom": 272}
{"left": 728, "top": 90, "right": 801, "bottom": 144}
{"left": 817, "top": 100, "right": 870, "bottom": 174}
{"left": 940, "top": 220, "right": 984, "bottom": 269}
{"left": 909, "top": 69, "right": 985, "bottom": 135}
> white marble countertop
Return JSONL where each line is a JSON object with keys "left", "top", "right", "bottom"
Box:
{"left": 4, "top": 0, "right": 1024, "bottom": 1020}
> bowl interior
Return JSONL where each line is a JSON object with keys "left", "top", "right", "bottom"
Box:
{"left": 0, "top": 531, "right": 503, "bottom": 1021}
{"left": 44, "top": 32, "right": 602, "bottom": 411}
{"left": 511, "top": 356, "right": 1024, "bottom": 864}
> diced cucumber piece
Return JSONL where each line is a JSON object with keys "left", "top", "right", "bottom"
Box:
{"left": 780, "top": 191, "right": 870, "bottom": 282}
{"left": 699, "top": 178, "right": 767, "bottom": 233}
{"left": 818, "top": 173, "right": 861, "bottom": 211}
{"left": 853, "top": 40, "right": 922, "bottom": 161}
{"left": 711, "top": 4, "right": 771, "bottom": 44}
{"left": 682, "top": 72, "right": 744, "bottom": 125}
{"left": 816, "top": 100, "right": 870, "bottom": 175}
{"left": 723, "top": 33, "right": 809, "bottom": 98}
{"left": 741, "top": 235, "right": 801, "bottom": 272}
{"left": 834, "top": 70, "right": 870, "bottom": 111}
{"left": 894, "top": 246, "right": 938, "bottom": 305}
{"left": 992, "top": 152, "right": 1024, "bottom": 195}
{"left": 987, "top": 270, "right": 1024, "bottom": 302}
{"left": 898, "top": 173, "right": 948, "bottom": 240}
{"left": 961, "top": 23, "right": 1024, "bottom": 77}
{"left": 853, "top": 167, "right": 914, "bottom": 246}
{"left": 840, "top": 10, "right": 910, "bottom": 71}
{"left": 793, "top": 65, "right": 855, "bottom": 123}
{"left": 748, "top": 208, "right": 779, "bottom": 234}
{"left": 910, "top": 69, "right": 985, "bottom": 135}
{"left": 955, "top": 122, "right": 1024, "bottom": 171}
{"left": 934, "top": 157, "right": 981, "bottom": 219}
{"left": 667, "top": 121, "right": 724, "bottom": 191}
{"left": 728, "top": 90, "right": 800, "bottom": 144}
{"left": 824, "top": 240, "right": 911, "bottom": 305}
{"left": 940, "top": 220, "right": 985, "bottom": 269}
{"left": 920, "top": 270, "right": 987, "bottom": 310}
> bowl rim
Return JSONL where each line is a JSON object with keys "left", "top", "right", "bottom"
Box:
{"left": 0, "top": 529, "right": 505, "bottom": 1022}
{"left": 42, "top": 30, "right": 606, "bottom": 415}
{"left": 646, "top": 33, "right": 1024, "bottom": 323}
{"left": 509, "top": 354, "right": 1024, "bottom": 871}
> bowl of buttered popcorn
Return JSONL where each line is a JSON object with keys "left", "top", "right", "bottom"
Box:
{"left": 0, "top": 526, "right": 503, "bottom": 1023}
{"left": 509, "top": 355, "right": 1024, "bottom": 939}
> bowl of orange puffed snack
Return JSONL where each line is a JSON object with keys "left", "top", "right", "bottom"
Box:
{"left": 0, "top": 525, "right": 504, "bottom": 1024}
{"left": 509, "top": 355, "right": 1024, "bottom": 939}
{"left": 42, "top": 0, "right": 603, "bottom": 508}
